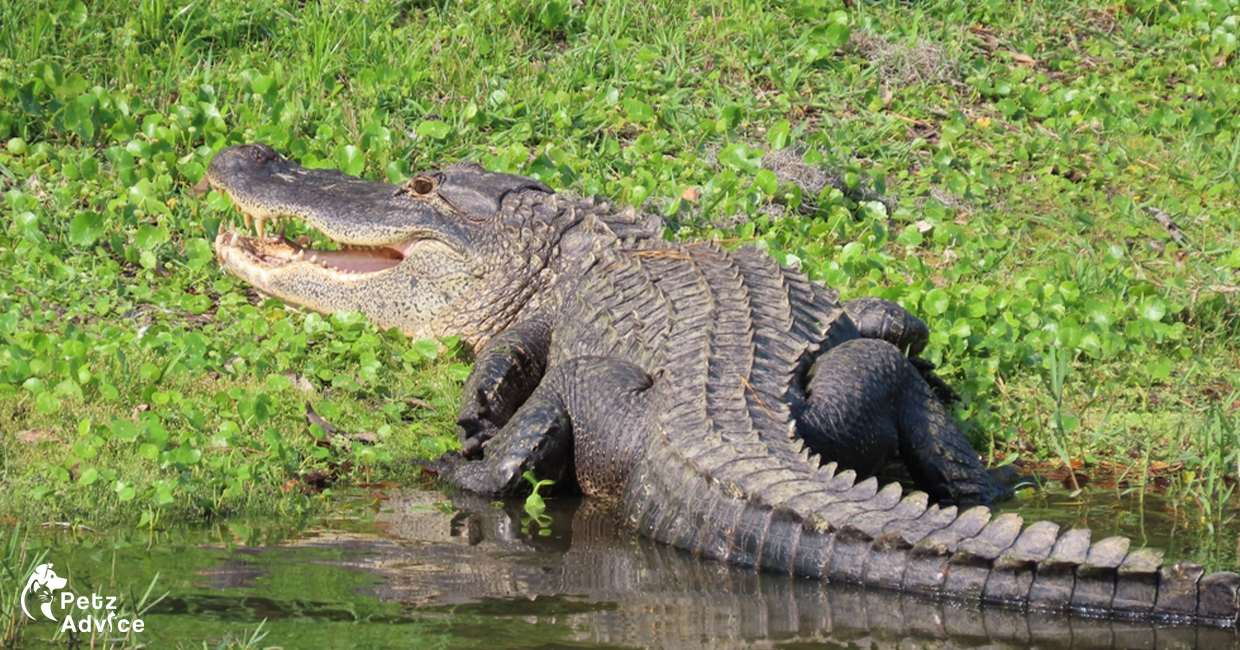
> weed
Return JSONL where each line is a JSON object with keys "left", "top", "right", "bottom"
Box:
{"left": 182, "top": 620, "right": 270, "bottom": 650}
{"left": 520, "top": 471, "right": 555, "bottom": 536}
{"left": 1, "top": 526, "right": 48, "bottom": 648}
{"left": 0, "top": 0, "right": 1236, "bottom": 533}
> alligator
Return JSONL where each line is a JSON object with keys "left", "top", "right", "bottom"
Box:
{"left": 207, "top": 143, "right": 1240, "bottom": 628}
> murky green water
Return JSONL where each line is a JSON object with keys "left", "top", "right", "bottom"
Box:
{"left": 7, "top": 487, "right": 1238, "bottom": 649}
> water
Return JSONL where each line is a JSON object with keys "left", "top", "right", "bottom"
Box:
{"left": 8, "top": 487, "right": 1239, "bottom": 649}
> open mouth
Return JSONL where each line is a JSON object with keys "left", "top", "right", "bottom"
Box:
{"left": 214, "top": 212, "right": 418, "bottom": 276}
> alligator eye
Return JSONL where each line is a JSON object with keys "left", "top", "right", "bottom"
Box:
{"left": 396, "top": 175, "right": 438, "bottom": 199}
{"left": 411, "top": 177, "right": 434, "bottom": 195}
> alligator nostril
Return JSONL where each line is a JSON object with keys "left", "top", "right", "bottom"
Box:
{"left": 250, "top": 143, "right": 279, "bottom": 163}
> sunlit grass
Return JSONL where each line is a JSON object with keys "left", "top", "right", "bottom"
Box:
{"left": 0, "top": 0, "right": 1236, "bottom": 532}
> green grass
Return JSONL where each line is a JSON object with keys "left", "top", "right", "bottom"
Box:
{"left": 0, "top": 0, "right": 1237, "bottom": 530}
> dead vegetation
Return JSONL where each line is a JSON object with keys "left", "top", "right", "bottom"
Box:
{"left": 847, "top": 28, "right": 962, "bottom": 87}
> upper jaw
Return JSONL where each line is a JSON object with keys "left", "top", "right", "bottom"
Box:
{"left": 205, "top": 143, "right": 465, "bottom": 250}
{"left": 206, "top": 145, "right": 470, "bottom": 278}
{"left": 205, "top": 174, "right": 444, "bottom": 250}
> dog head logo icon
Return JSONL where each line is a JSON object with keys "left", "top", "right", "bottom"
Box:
{"left": 22, "top": 563, "right": 68, "bottom": 621}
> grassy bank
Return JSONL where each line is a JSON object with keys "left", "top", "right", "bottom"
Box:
{"left": 1, "top": 0, "right": 1237, "bottom": 529}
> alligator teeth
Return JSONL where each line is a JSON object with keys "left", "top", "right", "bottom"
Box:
{"left": 293, "top": 249, "right": 305, "bottom": 260}
{"left": 256, "top": 219, "right": 266, "bottom": 238}
{"left": 244, "top": 213, "right": 253, "bottom": 232}
{"left": 229, "top": 231, "right": 239, "bottom": 246}
{"left": 218, "top": 222, "right": 225, "bottom": 236}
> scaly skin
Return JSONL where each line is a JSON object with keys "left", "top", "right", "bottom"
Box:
{"left": 207, "top": 144, "right": 1239, "bottom": 627}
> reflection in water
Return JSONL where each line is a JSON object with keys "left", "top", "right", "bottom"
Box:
{"left": 1005, "top": 487, "right": 1239, "bottom": 574}
{"left": 192, "top": 489, "right": 1239, "bottom": 650}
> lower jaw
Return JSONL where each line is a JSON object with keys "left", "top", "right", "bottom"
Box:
{"left": 214, "top": 229, "right": 403, "bottom": 277}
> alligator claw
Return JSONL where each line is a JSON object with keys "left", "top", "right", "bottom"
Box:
{"left": 457, "top": 388, "right": 502, "bottom": 459}
{"left": 419, "top": 451, "right": 469, "bottom": 479}
{"left": 423, "top": 450, "right": 521, "bottom": 498}
{"left": 459, "top": 435, "right": 485, "bottom": 459}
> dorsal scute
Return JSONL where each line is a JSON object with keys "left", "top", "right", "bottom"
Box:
{"left": 915, "top": 505, "right": 992, "bottom": 555}
{"left": 955, "top": 512, "right": 1024, "bottom": 560}
{"left": 993, "top": 520, "right": 1060, "bottom": 570}
{"left": 839, "top": 483, "right": 925, "bottom": 539}
{"left": 878, "top": 501, "right": 957, "bottom": 547}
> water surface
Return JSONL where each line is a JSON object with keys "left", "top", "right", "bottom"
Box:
{"left": 10, "top": 487, "right": 1239, "bottom": 649}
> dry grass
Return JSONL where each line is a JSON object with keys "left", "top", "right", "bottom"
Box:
{"left": 848, "top": 28, "right": 961, "bottom": 87}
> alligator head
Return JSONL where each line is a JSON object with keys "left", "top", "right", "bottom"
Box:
{"left": 209, "top": 143, "right": 602, "bottom": 348}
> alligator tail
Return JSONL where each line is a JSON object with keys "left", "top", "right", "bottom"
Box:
{"left": 624, "top": 440, "right": 1240, "bottom": 628}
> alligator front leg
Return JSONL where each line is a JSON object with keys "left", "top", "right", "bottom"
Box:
{"left": 794, "top": 338, "right": 1008, "bottom": 506}
{"left": 457, "top": 317, "right": 552, "bottom": 459}
{"left": 437, "top": 376, "right": 576, "bottom": 496}
{"left": 438, "top": 356, "right": 655, "bottom": 499}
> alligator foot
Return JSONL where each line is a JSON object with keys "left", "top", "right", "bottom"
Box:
{"left": 843, "top": 296, "right": 930, "bottom": 357}
{"left": 421, "top": 451, "right": 522, "bottom": 497}
{"left": 457, "top": 388, "right": 501, "bottom": 459}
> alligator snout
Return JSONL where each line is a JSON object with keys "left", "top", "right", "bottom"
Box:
{"left": 207, "top": 143, "right": 282, "bottom": 181}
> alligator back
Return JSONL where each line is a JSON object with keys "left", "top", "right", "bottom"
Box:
{"left": 550, "top": 237, "right": 845, "bottom": 460}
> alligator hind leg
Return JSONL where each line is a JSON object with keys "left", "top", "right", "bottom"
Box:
{"left": 794, "top": 338, "right": 1007, "bottom": 506}
{"left": 437, "top": 356, "right": 654, "bottom": 499}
